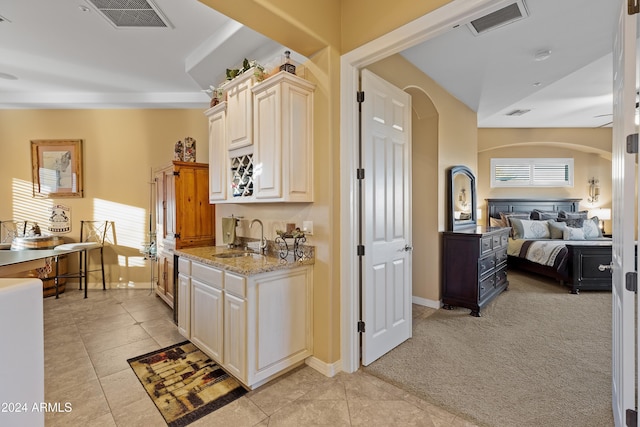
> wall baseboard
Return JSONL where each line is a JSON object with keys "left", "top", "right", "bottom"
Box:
{"left": 412, "top": 295, "right": 440, "bottom": 309}
{"left": 305, "top": 356, "right": 342, "bottom": 378}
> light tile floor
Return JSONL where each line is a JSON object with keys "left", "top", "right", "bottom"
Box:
{"left": 43, "top": 286, "right": 477, "bottom": 427}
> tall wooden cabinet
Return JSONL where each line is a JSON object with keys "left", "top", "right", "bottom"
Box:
{"left": 154, "top": 161, "right": 215, "bottom": 308}
{"left": 442, "top": 227, "right": 509, "bottom": 317}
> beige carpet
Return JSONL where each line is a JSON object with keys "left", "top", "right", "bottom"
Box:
{"left": 364, "top": 271, "right": 613, "bottom": 427}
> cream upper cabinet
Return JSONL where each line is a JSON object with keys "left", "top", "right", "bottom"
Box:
{"left": 205, "top": 102, "right": 228, "bottom": 202}
{"left": 253, "top": 71, "right": 315, "bottom": 202}
{"left": 206, "top": 71, "right": 314, "bottom": 204}
{"left": 222, "top": 71, "right": 257, "bottom": 151}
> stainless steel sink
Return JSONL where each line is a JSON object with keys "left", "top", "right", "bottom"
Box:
{"left": 213, "top": 251, "right": 263, "bottom": 259}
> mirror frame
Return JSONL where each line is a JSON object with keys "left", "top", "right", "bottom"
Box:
{"left": 447, "top": 165, "right": 477, "bottom": 231}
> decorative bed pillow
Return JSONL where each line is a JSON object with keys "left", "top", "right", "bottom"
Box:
{"left": 499, "top": 212, "right": 531, "bottom": 236}
{"left": 549, "top": 221, "right": 568, "bottom": 239}
{"left": 509, "top": 218, "right": 551, "bottom": 239}
{"left": 582, "top": 217, "right": 603, "bottom": 239}
{"left": 558, "top": 210, "right": 588, "bottom": 220}
{"left": 530, "top": 209, "right": 559, "bottom": 220}
{"left": 558, "top": 217, "right": 584, "bottom": 228}
{"left": 563, "top": 227, "right": 586, "bottom": 240}
{"left": 490, "top": 217, "right": 506, "bottom": 227}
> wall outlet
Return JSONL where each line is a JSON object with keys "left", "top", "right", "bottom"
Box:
{"left": 302, "top": 221, "right": 313, "bottom": 235}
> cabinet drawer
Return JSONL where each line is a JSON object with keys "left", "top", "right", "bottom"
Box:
{"left": 495, "top": 248, "right": 508, "bottom": 266}
{"left": 192, "top": 262, "right": 223, "bottom": 289}
{"left": 178, "top": 257, "right": 191, "bottom": 275}
{"left": 225, "top": 272, "right": 246, "bottom": 298}
{"left": 496, "top": 268, "right": 508, "bottom": 287}
{"left": 480, "top": 236, "right": 492, "bottom": 254}
{"left": 478, "top": 255, "right": 496, "bottom": 277}
{"left": 500, "top": 233, "right": 509, "bottom": 248}
{"left": 479, "top": 275, "right": 496, "bottom": 298}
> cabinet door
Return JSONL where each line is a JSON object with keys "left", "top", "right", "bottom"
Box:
{"left": 226, "top": 74, "right": 254, "bottom": 151}
{"left": 253, "top": 85, "right": 282, "bottom": 199}
{"left": 248, "top": 267, "right": 312, "bottom": 384}
{"left": 155, "top": 253, "right": 174, "bottom": 309}
{"left": 223, "top": 292, "right": 247, "bottom": 382}
{"left": 191, "top": 278, "right": 223, "bottom": 363}
{"left": 207, "top": 105, "right": 227, "bottom": 202}
{"left": 177, "top": 273, "right": 190, "bottom": 338}
{"left": 175, "top": 165, "right": 214, "bottom": 247}
{"left": 164, "top": 170, "right": 176, "bottom": 243}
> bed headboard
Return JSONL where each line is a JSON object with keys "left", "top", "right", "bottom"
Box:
{"left": 485, "top": 198, "right": 581, "bottom": 226}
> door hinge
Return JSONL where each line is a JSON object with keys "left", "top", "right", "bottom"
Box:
{"left": 627, "top": 408, "right": 638, "bottom": 427}
{"left": 174, "top": 233, "right": 181, "bottom": 239}
{"left": 357, "top": 168, "right": 365, "bottom": 180}
{"left": 626, "top": 271, "right": 637, "bottom": 293}
{"left": 173, "top": 171, "right": 180, "bottom": 176}
{"left": 357, "top": 91, "right": 365, "bottom": 103}
{"left": 629, "top": 0, "right": 639, "bottom": 15}
{"left": 357, "top": 245, "right": 365, "bottom": 256}
{"left": 357, "top": 320, "right": 366, "bottom": 333}
{"left": 627, "top": 133, "right": 638, "bottom": 153}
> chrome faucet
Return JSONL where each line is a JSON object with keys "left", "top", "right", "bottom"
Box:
{"left": 249, "top": 219, "right": 267, "bottom": 254}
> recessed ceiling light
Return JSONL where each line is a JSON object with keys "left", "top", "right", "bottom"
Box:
{"left": 0, "top": 72, "right": 18, "bottom": 80}
{"left": 533, "top": 82, "right": 541, "bottom": 87}
{"left": 534, "top": 50, "right": 551, "bottom": 61}
{"left": 78, "top": 5, "right": 90, "bottom": 12}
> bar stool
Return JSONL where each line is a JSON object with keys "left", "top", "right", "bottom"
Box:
{"left": 54, "top": 220, "right": 109, "bottom": 298}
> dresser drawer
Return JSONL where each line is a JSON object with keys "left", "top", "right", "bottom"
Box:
{"left": 496, "top": 268, "right": 508, "bottom": 287}
{"left": 495, "top": 248, "right": 508, "bottom": 266}
{"left": 480, "top": 236, "right": 493, "bottom": 254}
{"left": 479, "top": 274, "right": 496, "bottom": 299}
{"left": 478, "top": 255, "right": 496, "bottom": 277}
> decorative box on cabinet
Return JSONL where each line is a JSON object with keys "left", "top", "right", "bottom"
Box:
{"left": 442, "top": 227, "right": 510, "bottom": 316}
{"left": 252, "top": 71, "right": 315, "bottom": 202}
{"left": 154, "top": 161, "right": 215, "bottom": 308}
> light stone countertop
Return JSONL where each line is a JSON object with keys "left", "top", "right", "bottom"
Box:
{"left": 174, "top": 245, "right": 314, "bottom": 276}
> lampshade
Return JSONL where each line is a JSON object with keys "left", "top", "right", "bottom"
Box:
{"left": 590, "top": 208, "right": 611, "bottom": 221}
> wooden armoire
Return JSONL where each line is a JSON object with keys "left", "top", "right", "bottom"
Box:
{"left": 154, "top": 161, "right": 215, "bottom": 308}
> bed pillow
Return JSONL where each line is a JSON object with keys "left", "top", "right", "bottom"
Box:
{"left": 582, "top": 216, "right": 603, "bottom": 239}
{"left": 558, "top": 210, "right": 588, "bottom": 220}
{"left": 499, "top": 212, "right": 531, "bottom": 236}
{"left": 509, "top": 218, "right": 552, "bottom": 239}
{"left": 530, "top": 209, "right": 559, "bottom": 220}
{"left": 490, "top": 217, "right": 506, "bottom": 227}
{"left": 548, "top": 221, "right": 568, "bottom": 239}
{"left": 558, "top": 217, "right": 584, "bottom": 228}
{"left": 563, "top": 227, "right": 586, "bottom": 240}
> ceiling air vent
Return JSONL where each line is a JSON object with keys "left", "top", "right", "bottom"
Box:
{"left": 505, "top": 109, "right": 531, "bottom": 116}
{"left": 85, "top": 0, "right": 172, "bottom": 28}
{"left": 467, "top": 1, "right": 529, "bottom": 36}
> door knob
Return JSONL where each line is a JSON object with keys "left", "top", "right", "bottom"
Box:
{"left": 403, "top": 245, "right": 413, "bottom": 252}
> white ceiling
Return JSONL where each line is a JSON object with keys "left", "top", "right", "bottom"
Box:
{"left": 0, "top": 0, "right": 619, "bottom": 127}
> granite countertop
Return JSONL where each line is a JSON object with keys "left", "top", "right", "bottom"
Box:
{"left": 174, "top": 245, "right": 314, "bottom": 276}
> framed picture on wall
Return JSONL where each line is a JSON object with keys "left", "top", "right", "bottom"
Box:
{"left": 31, "top": 139, "right": 84, "bottom": 198}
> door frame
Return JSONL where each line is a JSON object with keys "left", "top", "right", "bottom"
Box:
{"left": 340, "top": 0, "right": 507, "bottom": 373}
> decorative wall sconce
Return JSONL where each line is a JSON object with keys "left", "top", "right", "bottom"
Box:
{"left": 587, "top": 177, "right": 600, "bottom": 203}
{"left": 458, "top": 188, "right": 469, "bottom": 209}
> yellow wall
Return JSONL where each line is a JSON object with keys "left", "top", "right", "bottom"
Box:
{"left": 0, "top": 109, "right": 208, "bottom": 286}
{"left": 366, "top": 54, "right": 477, "bottom": 302}
{"left": 478, "top": 128, "right": 613, "bottom": 230}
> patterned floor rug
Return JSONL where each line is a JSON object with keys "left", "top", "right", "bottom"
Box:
{"left": 128, "top": 341, "right": 247, "bottom": 427}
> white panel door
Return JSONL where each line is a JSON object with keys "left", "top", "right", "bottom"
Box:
{"left": 361, "top": 69, "right": 412, "bottom": 366}
{"left": 611, "top": 1, "right": 637, "bottom": 425}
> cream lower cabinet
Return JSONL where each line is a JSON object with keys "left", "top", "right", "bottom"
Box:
{"left": 176, "top": 258, "right": 191, "bottom": 338}
{"left": 177, "top": 257, "right": 313, "bottom": 389}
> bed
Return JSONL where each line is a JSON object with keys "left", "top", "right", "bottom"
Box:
{"left": 486, "top": 198, "right": 612, "bottom": 294}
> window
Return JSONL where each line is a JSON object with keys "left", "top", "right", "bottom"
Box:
{"left": 491, "top": 158, "right": 573, "bottom": 188}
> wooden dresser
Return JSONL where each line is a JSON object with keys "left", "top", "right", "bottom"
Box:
{"left": 442, "top": 226, "right": 510, "bottom": 316}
